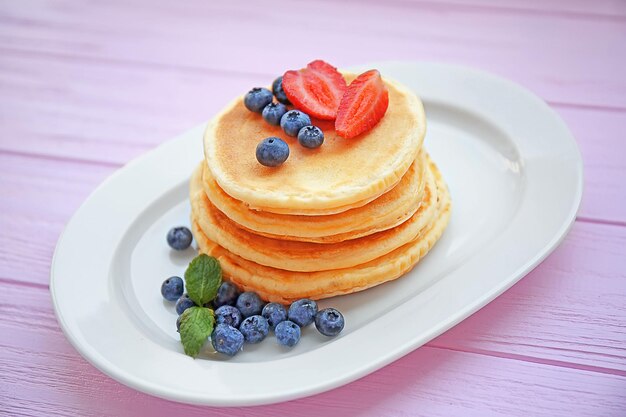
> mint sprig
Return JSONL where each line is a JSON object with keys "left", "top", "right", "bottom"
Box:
{"left": 179, "top": 306, "right": 215, "bottom": 358}
{"left": 184, "top": 254, "right": 222, "bottom": 306}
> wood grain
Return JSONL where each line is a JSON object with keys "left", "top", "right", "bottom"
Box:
{"left": 0, "top": 52, "right": 624, "bottom": 222}
{"left": 1, "top": 0, "right": 625, "bottom": 108}
{"left": 0, "top": 0, "right": 624, "bottom": 414}
{"left": 1, "top": 282, "right": 625, "bottom": 417}
{"left": 1, "top": 152, "right": 624, "bottom": 375}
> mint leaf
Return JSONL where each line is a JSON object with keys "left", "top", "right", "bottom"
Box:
{"left": 179, "top": 306, "right": 215, "bottom": 358}
{"left": 185, "top": 254, "right": 222, "bottom": 306}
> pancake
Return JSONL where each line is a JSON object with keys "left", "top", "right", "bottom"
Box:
{"left": 190, "top": 157, "right": 438, "bottom": 272}
{"left": 201, "top": 150, "right": 427, "bottom": 243}
{"left": 189, "top": 159, "right": 451, "bottom": 303}
{"left": 204, "top": 74, "right": 426, "bottom": 215}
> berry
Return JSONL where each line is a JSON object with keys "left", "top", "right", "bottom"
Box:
{"left": 315, "top": 308, "right": 345, "bottom": 337}
{"left": 176, "top": 315, "right": 182, "bottom": 332}
{"left": 288, "top": 298, "right": 318, "bottom": 327}
{"left": 215, "top": 305, "right": 243, "bottom": 328}
{"left": 280, "top": 110, "right": 311, "bottom": 137}
{"left": 239, "top": 315, "right": 269, "bottom": 344}
{"left": 262, "top": 102, "right": 288, "bottom": 126}
{"left": 262, "top": 303, "right": 288, "bottom": 329}
{"left": 236, "top": 291, "right": 265, "bottom": 318}
{"left": 211, "top": 324, "right": 244, "bottom": 356}
{"left": 175, "top": 293, "right": 196, "bottom": 315}
{"left": 282, "top": 60, "right": 347, "bottom": 120}
{"left": 297, "top": 125, "right": 324, "bottom": 149}
{"left": 244, "top": 87, "right": 273, "bottom": 113}
{"left": 214, "top": 281, "right": 240, "bottom": 308}
{"left": 272, "top": 76, "right": 291, "bottom": 105}
{"left": 256, "top": 137, "right": 289, "bottom": 167}
{"left": 161, "top": 276, "right": 184, "bottom": 302}
{"left": 166, "top": 226, "right": 193, "bottom": 250}
{"left": 335, "top": 69, "right": 389, "bottom": 138}
{"left": 275, "top": 320, "right": 301, "bottom": 347}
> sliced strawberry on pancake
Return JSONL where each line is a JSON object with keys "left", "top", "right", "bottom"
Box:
{"left": 282, "top": 60, "right": 347, "bottom": 120}
{"left": 335, "top": 70, "right": 389, "bottom": 139}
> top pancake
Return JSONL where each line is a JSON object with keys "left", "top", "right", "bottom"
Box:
{"left": 204, "top": 74, "right": 426, "bottom": 214}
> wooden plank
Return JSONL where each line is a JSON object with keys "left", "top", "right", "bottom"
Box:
{"left": 555, "top": 106, "right": 626, "bottom": 224}
{"left": 0, "top": 52, "right": 263, "bottom": 165}
{"left": 0, "top": 52, "right": 624, "bottom": 222}
{"left": 1, "top": 0, "right": 625, "bottom": 108}
{"left": 1, "top": 282, "right": 624, "bottom": 417}
{"left": 390, "top": 0, "right": 626, "bottom": 18}
{"left": 0, "top": 153, "right": 115, "bottom": 285}
{"left": 0, "top": 151, "right": 624, "bottom": 374}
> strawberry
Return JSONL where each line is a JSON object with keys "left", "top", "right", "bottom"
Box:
{"left": 335, "top": 70, "right": 389, "bottom": 139}
{"left": 282, "top": 60, "right": 347, "bottom": 120}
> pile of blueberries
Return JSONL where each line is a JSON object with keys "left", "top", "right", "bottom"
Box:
{"left": 163, "top": 226, "right": 345, "bottom": 357}
{"left": 246, "top": 77, "right": 324, "bottom": 167}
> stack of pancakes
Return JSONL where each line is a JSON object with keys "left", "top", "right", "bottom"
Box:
{"left": 190, "top": 74, "right": 451, "bottom": 303}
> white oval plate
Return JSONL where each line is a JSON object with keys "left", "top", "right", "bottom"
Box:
{"left": 51, "top": 62, "right": 583, "bottom": 406}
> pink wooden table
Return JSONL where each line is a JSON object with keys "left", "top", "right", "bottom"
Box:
{"left": 2, "top": 1, "right": 625, "bottom": 415}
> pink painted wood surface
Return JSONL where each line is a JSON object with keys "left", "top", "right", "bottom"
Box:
{"left": 1, "top": 53, "right": 625, "bottom": 223}
{"left": 1, "top": 0, "right": 625, "bottom": 415}
{"left": 1, "top": 283, "right": 625, "bottom": 417}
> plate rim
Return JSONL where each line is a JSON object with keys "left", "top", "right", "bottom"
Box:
{"left": 50, "top": 61, "right": 584, "bottom": 406}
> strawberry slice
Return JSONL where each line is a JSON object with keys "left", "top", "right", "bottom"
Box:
{"left": 282, "top": 60, "right": 347, "bottom": 120}
{"left": 335, "top": 70, "right": 389, "bottom": 139}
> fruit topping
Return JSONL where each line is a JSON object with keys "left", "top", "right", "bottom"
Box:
{"left": 244, "top": 87, "right": 273, "bottom": 113}
{"left": 167, "top": 226, "right": 193, "bottom": 250}
{"left": 262, "top": 302, "right": 288, "bottom": 329}
{"left": 282, "top": 60, "right": 347, "bottom": 120}
{"left": 335, "top": 69, "right": 389, "bottom": 138}
{"left": 280, "top": 110, "right": 311, "bottom": 137}
{"left": 256, "top": 137, "right": 290, "bottom": 167}
{"left": 215, "top": 305, "right": 243, "bottom": 328}
{"left": 161, "top": 276, "right": 184, "bottom": 302}
{"left": 213, "top": 281, "right": 240, "bottom": 308}
{"left": 288, "top": 298, "right": 318, "bottom": 327}
{"left": 262, "top": 102, "right": 288, "bottom": 126}
{"left": 272, "top": 76, "right": 291, "bottom": 105}
{"left": 297, "top": 125, "right": 324, "bottom": 149}
{"left": 315, "top": 308, "right": 345, "bottom": 337}
{"left": 236, "top": 291, "right": 266, "bottom": 318}
{"left": 212, "top": 324, "right": 244, "bottom": 356}
{"left": 275, "top": 320, "right": 301, "bottom": 347}
{"left": 239, "top": 315, "right": 270, "bottom": 344}
{"left": 175, "top": 293, "right": 197, "bottom": 315}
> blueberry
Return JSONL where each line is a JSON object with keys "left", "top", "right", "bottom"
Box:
{"left": 161, "top": 276, "right": 184, "bottom": 302}
{"left": 275, "top": 320, "right": 301, "bottom": 347}
{"left": 215, "top": 305, "right": 243, "bottom": 328}
{"left": 244, "top": 87, "right": 273, "bottom": 113}
{"left": 297, "top": 125, "right": 324, "bottom": 149}
{"left": 272, "top": 76, "right": 291, "bottom": 105}
{"left": 288, "top": 298, "right": 318, "bottom": 327}
{"left": 262, "top": 303, "right": 288, "bottom": 329}
{"left": 175, "top": 293, "right": 197, "bottom": 315}
{"left": 167, "top": 226, "right": 193, "bottom": 250}
{"left": 176, "top": 315, "right": 182, "bottom": 332}
{"left": 239, "top": 315, "right": 269, "bottom": 344}
{"left": 262, "top": 102, "right": 288, "bottom": 126}
{"left": 236, "top": 291, "right": 265, "bottom": 318}
{"left": 280, "top": 110, "right": 311, "bottom": 137}
{"left": 315, "top": 308, "right": 345, "bottom": 337}
{"left": 214, "top": 281, "right": 240, "bottom": 308}
{"left": 211, "top": 324, "right": 244, "bottom": 356}
{"left": 256, "top": 137, "right": 289, "bottom": 167}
